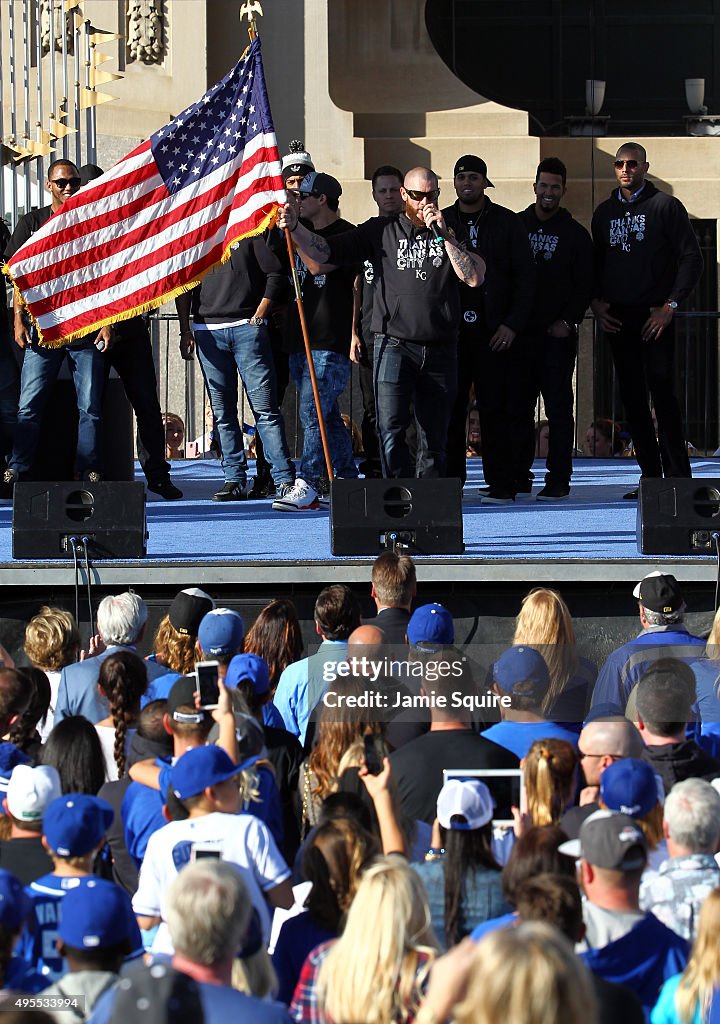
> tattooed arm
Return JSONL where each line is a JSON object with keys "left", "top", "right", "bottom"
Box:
{"left": 421, "top": 204, "right": 485, "bottom": 287}
{"left": 444, "top": 236, "right": 486, "bottom": 287}
{"left": 276, "top": 201, "right": 335, "bottom": 273}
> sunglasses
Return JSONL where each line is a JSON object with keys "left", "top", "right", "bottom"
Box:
{"left": 51, "top": 176, "right": 81, "bottom": 188}
{"left": 404, "top": 188, "right": 440, "bottom": 202}
{"left": 614, "top": 160, "right": 639, "bottom": 170}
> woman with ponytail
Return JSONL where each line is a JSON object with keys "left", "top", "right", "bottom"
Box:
{"left": 95, "top": 651, "right": 148, "bottom": 780}
{"left": 523, "top": 739, "right": 579, "bottom": 828}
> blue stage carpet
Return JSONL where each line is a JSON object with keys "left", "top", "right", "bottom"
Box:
{"left": 4, "top": 457, "right": 719, "bottom": 565}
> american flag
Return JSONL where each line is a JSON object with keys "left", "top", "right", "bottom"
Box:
{"left": 4, "top": 37, "right": 284, "bottom": 347}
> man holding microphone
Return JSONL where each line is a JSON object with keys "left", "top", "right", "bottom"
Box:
{"left": 278, "top": 166, "right": 485, "bottom": 478}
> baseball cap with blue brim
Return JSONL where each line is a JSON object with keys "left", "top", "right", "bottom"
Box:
{"left": 558, "top": 809, "right": 648, "bottom": 870}
{"left": 171, "top": 744, "right": 259, "bottom": 801}
{"left": 225, "top": 653, "right": 270, "bottom": 695}
{"left": 600, "top": 758, "right": 663, "bottom": 818}
{"left": 59, "top": 877, "right": 136, "bottom": 949}
{"left": 407, "top": 603, "right": 455, "bottom": 649}
{"left": 43, "top": 794, "right": 114, "bottom": 857}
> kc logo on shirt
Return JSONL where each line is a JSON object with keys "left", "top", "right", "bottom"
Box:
{"left": 609, "top": 213, "right": 646, "bottom": 252}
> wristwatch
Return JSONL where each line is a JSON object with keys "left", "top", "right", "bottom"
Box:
{"left": 249, "top": 316, "right": 265, "bottom": 327}
{"left": 665, "top": 300, "right": 678, "bottom": 311}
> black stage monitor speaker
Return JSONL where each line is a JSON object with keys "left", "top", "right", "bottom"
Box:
{"left": 330, "top": 478, "right": 464, "bottom": 556}
{"left": 637, "top": 478, "right": 720, "bottom": 555}
{"left": 12, "top": 481, "right": 147, "bottom": 559}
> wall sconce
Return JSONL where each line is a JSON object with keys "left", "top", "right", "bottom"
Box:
{"left": 585, "top": 79, "right": 606, "bottom": 116}
{"left": 685, "top": 78, "right": 708, "bottom": 115}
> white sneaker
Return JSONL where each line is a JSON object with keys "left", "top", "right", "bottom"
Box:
{"left": 271, "top": 478, "right": 320, "bottom": 511}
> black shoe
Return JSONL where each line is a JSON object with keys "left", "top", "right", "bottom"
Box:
{"left": 148, "top": 479, "right": 183, "bottom": 500}
{"left": 248, "top": 476, "right": 276, "bottom": 499}
{"left": 478, "top": 485, "right": 491, "bottom": 496}
{"left": 213, "top": 480, "right": 248, "bottom": 502}
{"left": 536, "top": 484, "right": 570, "bottom": 501}
{"left": 623, "top": 489, "right": 639, "bottom": 500}
{"left": 481, "top": 489, "right": 515, "bottom": 505}
{"left": 515, "top": 483, "right": 534, "bottom": 503}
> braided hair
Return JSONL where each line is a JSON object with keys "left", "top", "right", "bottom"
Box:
{"left": 98, "top": 651, "right": 148, "bottom": 778}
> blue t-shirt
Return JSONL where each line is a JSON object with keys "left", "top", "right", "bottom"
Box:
{"left": 481, "top": 720, "right": 579, "bottom": 759}
{"left": 272, "top": 911, "right": 336, "bottom": 1005}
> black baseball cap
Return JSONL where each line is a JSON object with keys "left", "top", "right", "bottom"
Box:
{"left": 454, "top": 155, "right": 494, "bottom": 187}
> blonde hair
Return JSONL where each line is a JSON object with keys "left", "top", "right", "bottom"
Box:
{"left": 513, "top": 589, "right": 579, "bottom": 715}
{"left": 454, "top": 922, "right": 597, "bottom": 1024}
{"left": 675, "top": 888, "right": 720, "bottom": 1023}
{"left": 706, "top": 607, "right": 720, "bottom": 652}
{"left": 598, "top": 798, "right": 664, "bottom": 852}
{"left": 153, "top": 614, "right": 197, "bottom": 675}
{"left": 317, "top": 855, "right": 437, "bottom": 1023}
{"left": 231, "top": 947, "right": 278, "bottom": 999}
{"left": 524, "top": 739, "right": 578, "bottom": 827}
{"left": 24, "top": 606, "right": 80, "bottom": 672}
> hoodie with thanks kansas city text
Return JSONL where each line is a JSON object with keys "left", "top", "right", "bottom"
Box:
{"left": 519, "top": 205, "right": 594, "bottom": 332}
{"left": 591, "top": 181, "right": 703, "bottom": 308}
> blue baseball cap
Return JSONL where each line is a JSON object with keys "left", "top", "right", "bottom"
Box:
{"left": 407, "top": 603, "right": 454, "bottom": 649}
{"left": 0, "top": 868, "right": 31, "bottom": 930}
{"left": 59, "top": 878, "right": 136, "bottom": 949}
{"left": 43, "top": 794, "right": 114, "bottom": 857}
{"left": 600, "top": 758, "right": 661, "bottom": 818}
{"left": 171, "top": 744, "right": 253, "bottom": 801}
{"left": 225, "top": 653, "right": 270, "bottom": 695}
{"left": 197, "top": 608, "right": 245, "bottom": 658}
{"left": 493, "top": 646, "right": 550, "bottom": 700}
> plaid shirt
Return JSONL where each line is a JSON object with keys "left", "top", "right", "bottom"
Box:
{"left": 289, "top": 940, "right": 433, "bottom": 1023}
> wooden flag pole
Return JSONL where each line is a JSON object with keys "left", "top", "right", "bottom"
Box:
{"left": 240, "top": 1, "right": 334, "bottom": 483}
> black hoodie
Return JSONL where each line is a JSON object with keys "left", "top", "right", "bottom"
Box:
{"left": 519, "top": 205, "right": 594, "bottom": 332}
{"left": 591, "top": 181, "right": 703, "bottom": 308}
{"left": 642, "top": 738, "right": 720, "bottom": 795}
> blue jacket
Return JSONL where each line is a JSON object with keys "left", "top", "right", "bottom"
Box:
{"left": 55, "top": 646, "right": 171, "bottom": 724}
{"left": 273, "top": 641, "right": 348, "bottom": 745}
{"left": 582, "top": 912, "right": 689, "bottom": 1016}
{"left": 591, "top": 628, "right": 705, "bottom": 715}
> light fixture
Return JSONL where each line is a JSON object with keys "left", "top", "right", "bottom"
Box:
{"left": 685, "top": 78, "right": 707, "bottom": 115}
{"left": 585, "top": 80, "right": 606, "bottom": 116}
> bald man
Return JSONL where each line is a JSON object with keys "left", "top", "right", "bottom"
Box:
{"left": 279, "top": 166, "right": 485, "bottom": 478}
{"left": 560, "top": 717, "right": 643, "bottom": 837}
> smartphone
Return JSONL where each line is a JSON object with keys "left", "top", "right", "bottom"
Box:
{"left": 195, "top": 660, "right": 220, "bottom": 709}
{"left": 191, "top": 843, "right": 221, "bottom": 862}
{"left": 364, "top": 733, "right": 385, "bottom": 775}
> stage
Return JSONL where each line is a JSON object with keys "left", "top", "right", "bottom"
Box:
{"left": 2, "top": 457, "right": 720, "bottom": 589}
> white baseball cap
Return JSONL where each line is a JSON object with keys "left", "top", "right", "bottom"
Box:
{"left": 6, "top": 764, "right": 61, "bottom": 822}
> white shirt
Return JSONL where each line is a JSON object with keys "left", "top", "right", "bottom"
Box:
{"left": 132, "top": 811, "right": 290, "bottom": 951}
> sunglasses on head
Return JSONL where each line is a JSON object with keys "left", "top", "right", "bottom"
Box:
{"left": 51, "top": 176, "right": 81, "bottom": 188}
{"left": 404, "top": 188, "right": 440, "bottom": 202}
{"left": 614, "top": 159, "right": 639, "bottom": 170}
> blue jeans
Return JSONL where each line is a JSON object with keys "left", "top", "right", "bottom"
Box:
{"left": 374, "top": 334, "right": 457, "bottom": 477}
{"left": 10, "top": 338, "right": 105, "bottom": 478}
{"left": 195, "top": 322, "right": 294, "bottom": 486}
{"left": 288, "top": 349, "right": 358, "bottom": 488}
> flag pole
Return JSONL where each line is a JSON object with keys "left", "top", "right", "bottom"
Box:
{"left": 240, "top": 1, "right": 334, "bottom": 483}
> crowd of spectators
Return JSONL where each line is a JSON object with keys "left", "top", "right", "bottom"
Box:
{"left": 1, "top": 562, "right": 720, "bottom": 1022}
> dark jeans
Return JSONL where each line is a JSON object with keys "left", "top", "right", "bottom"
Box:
{"left": 605, "top": 306, "right": 691, "bottom": 479}
{"left": 375, "top": 334, "right": 457, "bottom": 478}
{"left": 358, "top": 333, "right": 382, "bottom": 475}
{"left": 110, "top": 322, "right": 170, "bottom": 485}
{"left": 515, "top": 329, "right": 578, "bottom": 488}
{"left": 446, "top": 326, "right": 518, "bottom": 490}
{"left": 255, "top": 322, "right": 289, "bottom": 483}
{"left": 9, "top": 338, "right": 105, "bottom": 478}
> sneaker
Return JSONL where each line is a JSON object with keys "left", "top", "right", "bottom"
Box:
{"left": 481, "top": 489, "right": 515, "bottom": 505}
{"left": 515, "top": 483, "right": 534, "bottom": 503}
{"left": 536, "top": 484, "right": 570, "bottom": 501}
{"left": 271, "top": 478, "right": 320, "bottom": 511}
{"left": 623, "top": 489, "right": 639, "bottom": 500}
{"left": 478, "top": 485, "right": 491, "bottom": 497}
{"left": 213, "top": 480, "right": 248, "bottom": 502}
{"left": 147, "top": 478, "right": 183, "bottom": 500}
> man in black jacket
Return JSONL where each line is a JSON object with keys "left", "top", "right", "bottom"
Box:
{"left": 443, "top": 156, "right": 535, "bottom": 502}
{"left": 516, "top": 157, "right": 594, "bottom": 500}
{"left": 591, "top": 142, "right": 703, "bottom": 499}
{"left": 176, "top": 236, "right": 295, "bottom": 502}
{"left": 278, "top": 166, "right": 485, "bottom": 479}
